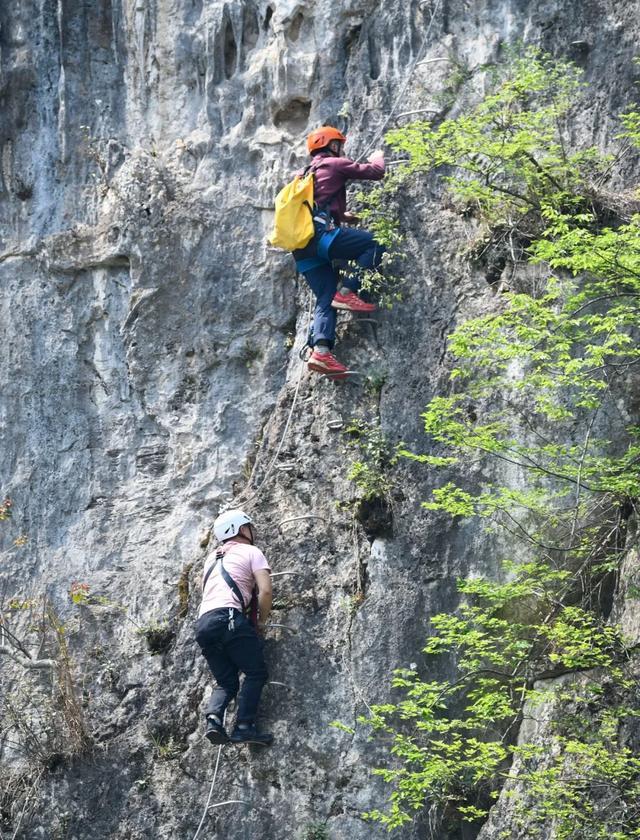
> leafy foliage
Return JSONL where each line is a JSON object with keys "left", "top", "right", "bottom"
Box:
{"left": 301, "top": 821, "right": 330, "bottom": 840}
{"left": 351, "top": 172, "right": 407, "bottom": 308}
{"left": 386, "top": 48, "right": 608, "bottom": 228}
{"left": 345, "top": 418, "right": 397, "bottom": 501}
{"left": 351, "top": 50, "right": 640, "bottom": 836}
{"left": 361, "top": 562, "right": 639, "bottom": 834}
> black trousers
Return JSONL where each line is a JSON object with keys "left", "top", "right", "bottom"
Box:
{"left": 195, "top": 608, "right": 268, "bottom": 724}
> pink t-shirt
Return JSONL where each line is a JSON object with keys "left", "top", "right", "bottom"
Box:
{"left": 199, "top": 541, "right": 271, "bottom": 618}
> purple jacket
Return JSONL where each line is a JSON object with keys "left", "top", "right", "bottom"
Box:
{"left": 302, "top": 152, "right": 385, "bottom": 224}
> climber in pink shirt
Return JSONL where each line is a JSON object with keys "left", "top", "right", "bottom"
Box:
{"left": 195, "top": 509, "right": 273, "bottom": 747}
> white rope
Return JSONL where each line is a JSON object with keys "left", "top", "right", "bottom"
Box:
{"left": 192, "top": 741, "right": 223, "bottom": 840}
{"left": 241, "top": 366, "right": 305, "bottom": 510}
{"left": 356, "top": 0, "right": 442, "bottom": 162}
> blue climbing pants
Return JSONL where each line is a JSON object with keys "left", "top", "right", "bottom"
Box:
{"left": 293, "top": 227, "right": 385, "bottom": 348}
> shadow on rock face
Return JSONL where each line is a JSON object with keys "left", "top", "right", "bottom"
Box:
{"left": 355, "top": 495, "right": 393, "bottom": 539}
{"left": 143, "top": 624, "right": 175, "bottom": 655}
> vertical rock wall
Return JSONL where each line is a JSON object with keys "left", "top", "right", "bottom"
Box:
{"left": 1, "top": 1, "right": 639, "bottom": 838}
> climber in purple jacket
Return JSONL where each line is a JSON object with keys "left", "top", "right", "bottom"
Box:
{"left": 292, "top": 126, "right": 386, "bottom": 379}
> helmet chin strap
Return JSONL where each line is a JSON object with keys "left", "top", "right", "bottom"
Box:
{"left": 239, "top": 524, "right": 255, "bottom": 545}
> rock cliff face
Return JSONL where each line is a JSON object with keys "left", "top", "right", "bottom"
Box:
{"left": 1, "top": 1, "right": 639, "bottom": 838}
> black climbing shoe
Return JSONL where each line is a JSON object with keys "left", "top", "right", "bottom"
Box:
{"left": 205, "top": 715, "right": 228, "bottom": 745}
{"left": 229, "top": 724, "right": 273, "bottom": 747}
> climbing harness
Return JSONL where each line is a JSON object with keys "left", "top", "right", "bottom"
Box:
{"left": 203, "top": 548, "right": 259, "bottom": 627}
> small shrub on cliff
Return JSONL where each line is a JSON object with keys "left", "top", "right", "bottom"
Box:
{"left": 139, "top": 619, "right": 175, "bottom": 655}
{"left": 345, "top": 419, "right": 396, "bottom": 502}
{"left": 1, "top": 595, "right": 92, "bottom": 771}
{"left": 301, "top": 821, "right": 329, "bottom": 840}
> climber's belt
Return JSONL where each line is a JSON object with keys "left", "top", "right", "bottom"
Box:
{"left": 295, "top": 228, "right": 343, "bottom": 274}
{"left": 295, "top": 256, "right": 328, "bottom": 273}
{"left": 202, "top": 607, "right": 242, "bottom": 623}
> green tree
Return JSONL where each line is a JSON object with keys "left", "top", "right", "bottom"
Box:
{"left": 350, "top": 50, "right": 640, "bottom": 836}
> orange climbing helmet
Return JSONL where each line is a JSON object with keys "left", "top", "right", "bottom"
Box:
{"left": 306, "top": 126, "right": 347, "bottom": 154}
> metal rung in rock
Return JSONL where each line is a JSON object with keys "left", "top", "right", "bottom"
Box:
{"left": 266, "top": 623, "right": 299, "bottom": 634}
{"left": 208, "top": 800, "right": 253, "bottom": 811}
{"left": 279, "top": 514, "right": 325, "bottom": 530}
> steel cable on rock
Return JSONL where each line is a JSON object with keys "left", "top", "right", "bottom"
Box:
{"left": 192, "top": 296, "right": 314, "bottom": 840}
{"left": 356, "top": 0, "right": 442, "bottom": 162}
{"left": 191, "top": 16, "right": 447, "bottom": 818}
{"left": 190, "top": 12, "right": 445, "bottom": 833}
{"left": 230, "top": 291, "right": 314, "bottom": 512}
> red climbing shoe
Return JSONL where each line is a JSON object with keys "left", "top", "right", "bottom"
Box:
{"left": 331, "top": 291, "right": 377, "bottom": 313}
{"left": 308, "top": 350, "right": 348, "bottom": 378}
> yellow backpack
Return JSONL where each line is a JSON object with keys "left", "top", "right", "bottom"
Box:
{"left": 268, "top": 169, "right": 315, "bottom": 251}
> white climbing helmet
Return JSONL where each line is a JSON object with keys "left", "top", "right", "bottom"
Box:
{"left": 213, "top": 508, "right": 253, "bottom": 542}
